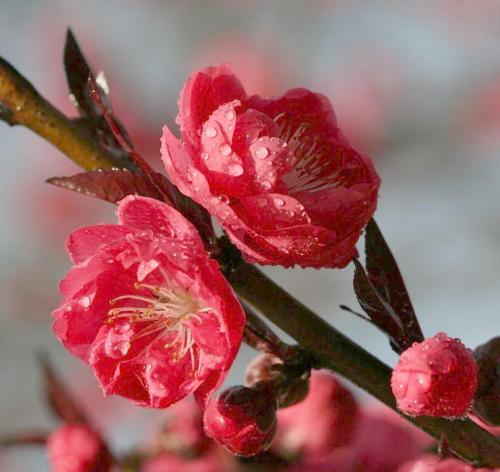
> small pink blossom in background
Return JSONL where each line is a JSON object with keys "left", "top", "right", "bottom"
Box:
{"left": 275, "top": 371, "right": 359, "bottom": 457}
{"left": 142, "top": 450, "right": 233, "bottom": 472}
{"left": 391, "top": 332, "right": 478, "bottom": 417}
{"left": 162, "top": 64, "right": 380, "bottom": 269}
{"left": 398, "top": 454, "right": 499, "bottom": 472}
{"left": 52, "top": 196, "right": 245, "bottom": 408}
{"left": 46, "top": 424, "right": 109, "bottom": 472}
{"left": 323, "top": 50, "right": 404, "bottom": 152}
{"left": 194, "top": 35, "right": 287, "bottom": 97}
{"left": 203, "top": 384, "right": 277, "bottom": 457}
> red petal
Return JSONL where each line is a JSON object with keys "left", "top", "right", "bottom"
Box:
{"left": 179, "top": 64, "right": 246, "bottom": 152}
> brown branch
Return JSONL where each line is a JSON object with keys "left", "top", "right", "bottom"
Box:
{"left": 0, "top": 57, "right": 130, "bottom": 171}
{"left": 226, "top": 262, "right": 500, "bottom": 468}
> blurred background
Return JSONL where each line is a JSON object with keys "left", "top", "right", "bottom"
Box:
{"left": 1, "top": 0, "right": 500, "bottom": 469}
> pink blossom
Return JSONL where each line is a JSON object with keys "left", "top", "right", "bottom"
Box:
{"left": 52, "top": 196, "right": 245, "bottom": 408}
{"left": 46, "top": 424, "right": 109, "bottom": 472}
{"left": 391, "top": 333, "right": 478, "bottom": 417}
{"left": 161, "top": 64, "right": 380, "bottom": 269}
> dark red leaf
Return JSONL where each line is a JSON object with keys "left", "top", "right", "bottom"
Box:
{"left": 39, "top": 354, "right": 87, "bottom": 424}
{"left": 365, "top": 219, "right": 424, "bottom": 344}
{"left": 352, "top": 258, "right": 407, "bottom": 353}
{"left": 47, "top": 169, "right": 163, "bottom": 204}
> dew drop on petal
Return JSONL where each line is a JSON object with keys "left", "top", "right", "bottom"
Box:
{"left": 228, "top": 163, "right": 244, "bottom": 176}
{"left": 220, "top": 144, "right": 232, "bottom": 156}
{"left": 260, "top": 180, "right": 272, "bottom": 190}
{"left": 255, "top": 146, "right": 269, "bottom": 159}
{"left": 225, "top": 109, "right": 235, "bottom": 120}
{"left": 202, "top": 152, "right": 209, "bottom": 161}
{"left": 218, "top": 195, "right": 230, "bottom": 204}
{"left": 205, "top": 126, "right": 217, "bottom": 138}
{"left": 274, "top": 198, "right": 285, "bottom": 207}
{"left": 80, "top": 296, "right": 91, "bottom": 308}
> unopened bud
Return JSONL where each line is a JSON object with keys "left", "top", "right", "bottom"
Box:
{"left": 203, "top": 384, "right": 277, "bottom": 457}
{"left": 391, "top": 332, "right": 478, "bottom": 417}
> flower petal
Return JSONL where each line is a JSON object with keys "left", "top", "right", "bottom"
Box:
{"left": 117, "top": 195, "right": 205, "bottom": 251}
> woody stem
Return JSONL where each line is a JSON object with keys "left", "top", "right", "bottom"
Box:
{"left": 226, "top": 262, "right": 500, "bottom": 468}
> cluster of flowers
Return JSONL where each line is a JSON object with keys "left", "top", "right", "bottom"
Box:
{"left": 47, "top": 65, "right": 495, "bottom": 468}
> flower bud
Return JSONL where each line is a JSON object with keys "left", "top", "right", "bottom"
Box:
{"left": 473, "top": 336, "right": 500, "bottom": 425}
{"left": 391, "top": 332, "right": 478, "bottom": 417}
{"left": 203, "top": 384, "right": 277, "bottom": 457}
{"left": 46, "top": 424, "right": 110, "bottom": 472}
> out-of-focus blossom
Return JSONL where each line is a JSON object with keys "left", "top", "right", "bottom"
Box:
{"left": 345, "top": 404, "right": 432, "bottom": 472}
{"left": 323, "top": 50, "right": 404, "bottom": 152}
{"left": 391, "top": 333, "right": 478, "bottom": 417}
{"left": 275, "top": 371, "right": 359, "bottom": 457}
{"left": 155, "top": 399, "right": 210, "bottom": 455}
{"left": 162, "top": 64, "right": 380, "bottom": 269}
{"left": 203, "top": 384, "right": 278, "bottom": 457}
{"left": 397, "top": 454, "right": 498, "bottom": 472}
{"left": 46, "top": 424, "right": 110, "bottom": 472}
{"left": 52, "top": 196, "right": 245, "bottom": 408}
{"left": 142, "top": 450, "right": 232, "bottom": 472}
{"left": 194, "top": 35, "right": 287, "bottom": 97}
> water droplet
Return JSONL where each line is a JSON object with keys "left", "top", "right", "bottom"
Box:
{"left": 80, "top": 296, "right": 91, "bottom": 308}
{"left": 261, "top": 180, "right": 272, "bottom": 190}
{"left": 255, "top": 146, "right": 269, "bottom": 159}
{"left": 205, "top": 126, "right": 217, "bottom": 138}
{"left": 220, "top": 144, "right": 232, "bottom": 156}
{"left": 202, "top": 152, "right": 209, "bottom": 161}
{"left": 228, "top": 163, "right": 243, "bottom": 176}
{"left": 225, "top": 110, "right": 235, "bottom": 120}
{"left": 274, "top": 198, "right": 285, "bottom": 207}
{"left": 218, "top": 195, "right": 230, "bottom": 204}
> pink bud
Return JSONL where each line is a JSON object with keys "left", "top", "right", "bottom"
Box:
{"left": 203, "top": 384, "right": 277, "bottom": 457}
{"left": 46, "top": 424, "right": 109, "bottom": 472}
{"left": 391, "top": 332, "right": 478, "bottom": 417}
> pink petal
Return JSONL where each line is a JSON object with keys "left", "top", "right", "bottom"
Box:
{"left": 66, "top": 224, "right": 132, "bottom": 265}
{"left": 117, "top": 195, "right": 205, "bottom": 250}
{"left": 179, "top": 64, "right": 246, "bottom": 151}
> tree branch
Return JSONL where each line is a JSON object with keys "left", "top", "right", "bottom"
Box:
{"left": 226, "top": 261, "right": 500, "bottom": 468}
{"left": 0, "top": 57, "right": 131, "bottom": 171}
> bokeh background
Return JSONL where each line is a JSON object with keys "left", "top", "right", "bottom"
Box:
{"left": 1, "top": 0, "right": 500, "bottom": 469}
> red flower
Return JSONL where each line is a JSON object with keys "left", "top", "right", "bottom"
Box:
{"left": 46, "top": 424, "right": 110, "bottom": 472}
{"left": 203, "top": 384, "right": 278, "bottom": 457}
{"left": 391, "top": 333, "right": 478, "bottom": 417}
{"left": 161, "top": 65, "right": 380, "bottom": 268}
{"left": 275, "top": 371, "right": 359, "bottom": 456}
{"left": 52, "top": 196, "right": 245, "bottom": 408}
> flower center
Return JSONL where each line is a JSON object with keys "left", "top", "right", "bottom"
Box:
{"left": 273, "top": 112, "right": 347, "bottom": 193}
{"left": 107, "top": 282, "right": 210, "bottom": 364}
